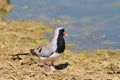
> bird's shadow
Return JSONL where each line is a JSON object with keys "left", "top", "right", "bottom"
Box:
{"left": 54, "top": 62, "right": 70, "bottom": 70}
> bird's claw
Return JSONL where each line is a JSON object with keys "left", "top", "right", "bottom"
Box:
{"left": 40, "top": 63, "right": 49, "bottom": 68}
{"left": 50, "top": 66, "right": 56, "bottom": 71}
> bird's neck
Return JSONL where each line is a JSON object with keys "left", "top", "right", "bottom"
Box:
{"left": 51, "top": 34, "right": 65, "bottom": 53}
{"left": 51, "top": 34, "right": 58, "bottom": 51}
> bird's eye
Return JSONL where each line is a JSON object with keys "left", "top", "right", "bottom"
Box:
{"left": 59, "top": 29, "right": 64, "bottom": 34}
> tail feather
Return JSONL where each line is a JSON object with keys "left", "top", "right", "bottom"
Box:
{"left": 30, "top": 49, "right": 38, "bottom": 56}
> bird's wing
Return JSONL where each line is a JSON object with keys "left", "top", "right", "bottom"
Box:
{"left": 38, "top": 44, "right": 54, "bottom": 57}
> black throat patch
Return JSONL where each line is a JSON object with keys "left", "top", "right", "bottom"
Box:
{"left": 56, "top": 35, "right": 65, "bottom": 53}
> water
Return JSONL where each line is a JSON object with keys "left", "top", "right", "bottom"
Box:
{"left": 4, "top": 0, "right": 120, "bottom": 51}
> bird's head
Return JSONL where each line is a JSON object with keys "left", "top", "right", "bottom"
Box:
{"left": 54, "top": 27, "right": 67, "bottom": 36}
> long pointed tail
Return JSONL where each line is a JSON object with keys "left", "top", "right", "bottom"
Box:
{"left": 10, "top": 49, "right": 38, "bottom": 60}
{"left": 10, "top": 52, "right": 30, "bottom": 60}
{"left": 10, "top": 53, "right": 30, "bottom": 56}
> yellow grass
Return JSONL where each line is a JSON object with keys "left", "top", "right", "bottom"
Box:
{"left": 0, "top": 21, "right": 120, "bottom": 80}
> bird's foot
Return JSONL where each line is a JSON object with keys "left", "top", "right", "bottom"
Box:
{"left": 50, "top": 66, "right": 56, "bottom": 71}
{"left": 40, "top": 63, "right": 50, "bottom": 68}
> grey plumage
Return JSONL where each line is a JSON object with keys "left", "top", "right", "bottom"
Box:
{"left": 30, "top": 27, "right": 66, "bottom": 69}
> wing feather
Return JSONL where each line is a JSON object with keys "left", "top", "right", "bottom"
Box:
{"left": 38, "top": 44, "right": 54, "bottom": 57}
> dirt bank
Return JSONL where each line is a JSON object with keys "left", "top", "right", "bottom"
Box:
{"left": 0, "top": 21, "right": 120, "bottom": 80}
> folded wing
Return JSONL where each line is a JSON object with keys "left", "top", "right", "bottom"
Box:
{"left": 37, "top": 44, "right": 54, "bottom": 57}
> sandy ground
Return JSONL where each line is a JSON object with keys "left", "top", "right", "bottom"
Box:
{"left": 0, "top": 21, "right": 120, "bottom": 80}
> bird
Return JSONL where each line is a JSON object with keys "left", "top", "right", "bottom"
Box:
{"left": 30, "top": 27, "right": 66, "bottom": 70}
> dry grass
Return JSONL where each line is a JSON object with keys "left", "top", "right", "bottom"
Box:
{"left": 0, "top": 21, "right": 120, "bottom": 80}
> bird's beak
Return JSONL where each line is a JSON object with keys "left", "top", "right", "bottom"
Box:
{"left": 63, "top": 32, "right": 68, "bottom": 36}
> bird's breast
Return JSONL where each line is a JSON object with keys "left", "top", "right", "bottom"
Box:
{"left": 56, "top": 35, "right": 65, "bottom": 53}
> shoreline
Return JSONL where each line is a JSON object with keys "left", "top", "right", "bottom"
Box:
{"left": 0, "top": 20, "right": 120, "bottom": 79}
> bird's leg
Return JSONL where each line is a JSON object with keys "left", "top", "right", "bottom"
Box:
{"left": 50, "top": 61, "right": 56, "bottom": 71}
{"left": 41, "top": 61, "right": 49, "bottom": 68}
{"left": 51, "top": 61, "right": 54, "bottom": 66}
